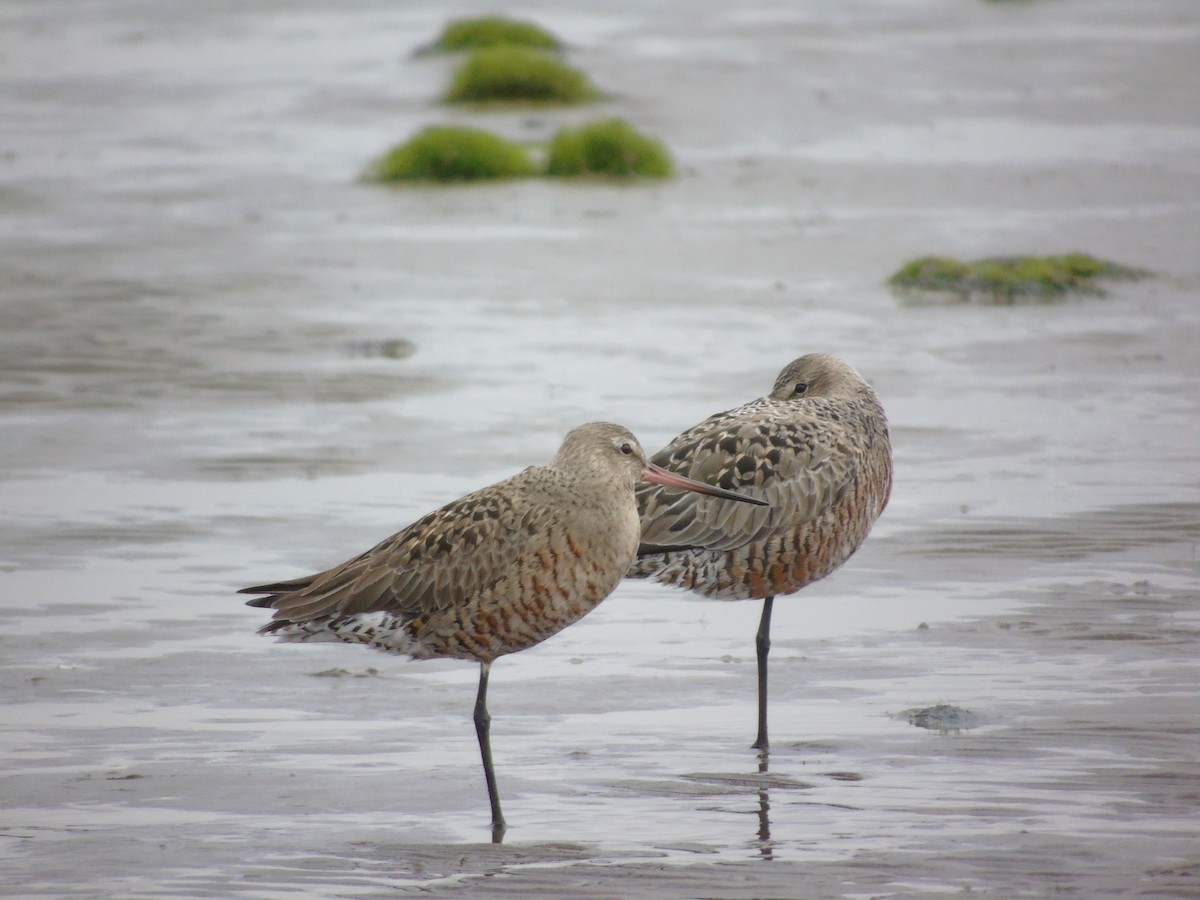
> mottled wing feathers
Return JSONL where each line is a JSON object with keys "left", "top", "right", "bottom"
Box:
{"left": 241, "top": 474, "right": 553, "bottom": 630}
{"left": 636, "top": 399, "right": 858, "bottom": 554}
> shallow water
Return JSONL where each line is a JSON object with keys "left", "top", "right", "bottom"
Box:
{"left": 2, "top": 1, "right": 1199, "bottom": 897}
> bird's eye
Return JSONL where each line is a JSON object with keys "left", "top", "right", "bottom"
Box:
{"left": 793, "top": 382, "right": 808, "bottom": 395}
{"left": 619, "top": 442, "right": 635, "bottom": 455}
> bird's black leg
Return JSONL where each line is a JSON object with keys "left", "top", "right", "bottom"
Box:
{"left": 473, "top": 661, "right": 506, "bottom": 842}
{"left": 751, "top": 596, "right": 774, "bottom": 751}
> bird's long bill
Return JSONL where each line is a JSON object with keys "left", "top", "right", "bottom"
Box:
{"left": 642, "top": 463, "right": 768, "bottom": 506}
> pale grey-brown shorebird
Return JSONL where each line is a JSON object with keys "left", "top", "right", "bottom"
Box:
{"left": 628, "top": 354, "right": 893, "bottom": 750}
{"left": 240, "top": 422, "right": 767, "bottom": 841}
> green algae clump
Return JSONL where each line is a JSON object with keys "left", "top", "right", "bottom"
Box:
{"left": 888, "top": 253, "right": 1148, "bottom": 303}
{"left": 427, "top": 16, "right": 562, "bottom": 53}
{"left": 366, "top": 126, "right": 535, "bottom": 183}
{"left": 443, "top": 46, "right": 598, "bottom": 105}
{"left": 545, "top": 119, "right": 674, "bottom": 179}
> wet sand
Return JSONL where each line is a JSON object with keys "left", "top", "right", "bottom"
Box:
{"left": 2, "top": 1, "right": 1198, "bottom": 897}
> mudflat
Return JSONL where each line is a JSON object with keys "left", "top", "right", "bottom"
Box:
{"left": 1, "top": 1, "right": 1197, "bottom": 897}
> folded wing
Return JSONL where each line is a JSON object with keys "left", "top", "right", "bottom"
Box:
{"left": 636, "top": 405, "right": 858, "bottom": 556}
{"left": 241, "top": 478, "right": 550, "bottom": 631}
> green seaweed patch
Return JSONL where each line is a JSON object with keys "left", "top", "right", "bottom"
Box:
{"left": 365, "top": 126, "right": 536, "bottom": 183}
{"left": 422, "top": 16, "right": 563, "bottom": 54}
{"left": 546, "top": 119, "right": 674, "bottom": 179}
{"left": 888, "top": 253, "right": 1148, "bottom": 304}
{"left": 443, "top": 46, "right": 599, "bottom": 105}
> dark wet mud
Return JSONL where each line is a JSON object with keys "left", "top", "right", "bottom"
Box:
{"left": 2, "top": 1, "right": 1198, "bottom": 897}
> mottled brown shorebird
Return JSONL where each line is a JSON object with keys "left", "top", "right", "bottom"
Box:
{"left": 629, "top": 354, "right": 893, "bottom": 750}
{"left": 240, "top": 422, "right": 766, "bottom": 841}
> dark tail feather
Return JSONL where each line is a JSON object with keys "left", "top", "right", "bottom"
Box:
{"left": 244, "top": 594, "right": 281, "bottom": 609}
{"left": 256, "top": 618, "right": 295, "bottom": 634}
{"left": 239, "top": 575, "right": 316, "bottom": 607}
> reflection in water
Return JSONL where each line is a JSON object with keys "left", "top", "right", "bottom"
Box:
{"left": 756, "top": 749, "right": 773, "bottom": 861}
{"left": 682, "top": 752, "right": 819, "bottom": 861}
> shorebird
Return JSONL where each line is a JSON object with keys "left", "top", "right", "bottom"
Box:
{"left": 629, "top": 354, "right": 893, "bottom": 750}
{"left": 240, "top": 422, "right": 767, "bottom": 841}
